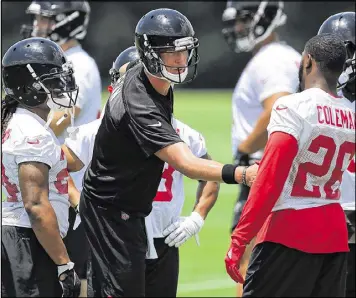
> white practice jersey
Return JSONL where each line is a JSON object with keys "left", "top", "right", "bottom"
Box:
{"left": 232, "top": 42, "right": 301, "bottom": 160}
{"left": 64, "top": 117, "right": 207, "bottom": 238}
{"left": 2, "top": 108, "right": 70, "bottom": 237}
{"left": 267, "top": 88, "right": 355, "bottom": 212}
{"left": 64, "top": 119, "right": 102, "bottom": 191}
{"left": 149, "top": 118, "right": 207, "bottom": 238}
{"left": 57, "top": 45, "right": 102, "bottom": 145}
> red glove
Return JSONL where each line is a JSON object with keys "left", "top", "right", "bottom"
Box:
{"left": 107, "top": 85, "right": 113, "bottom": 93}
{"left": 224, "top": 239, "right": 246, "bottom": 284}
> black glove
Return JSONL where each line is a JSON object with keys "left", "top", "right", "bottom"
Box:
{"left": 57, "top": 262, "right": 81, "bottom": 297}
{"left": 234, "top": 150, "right": 251, "bottom": 166}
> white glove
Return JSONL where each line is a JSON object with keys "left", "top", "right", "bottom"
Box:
{"left": 162, "top": 212, "right": 204, "bottom": 248}
{"left": 73, "top": 204, "right": 81, "bottom": 231}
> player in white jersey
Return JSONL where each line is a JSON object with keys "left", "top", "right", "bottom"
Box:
{"left": 221, "top": 1, "right": 301, "bottom": 293}
{"left": 21, "top": 1, "right": 102, "bottom": 145}
{"left": 20, "top": 2, "right": 102, "bottom": 292}
{"left": 144, "top": 116, "right": 220, "bottom": 297}
{"left": 1, "top": 37, "right": 81, "bottom": 297}
{"left": 225, "top": 34, "right": 355, "bottom": 297}
{"left": 318, "top": 12, "right": 356, "bottom": 297}
{"left": 62, "top": 46, "right": 220, "bottom": 297}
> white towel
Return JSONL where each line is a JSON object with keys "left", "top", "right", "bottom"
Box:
{"left": 144, "top": 212, "right": 158, "bottom": 259}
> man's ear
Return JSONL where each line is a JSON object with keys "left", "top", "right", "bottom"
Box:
{"left": 306, "top": 54, "right": 313, "bottom": 69}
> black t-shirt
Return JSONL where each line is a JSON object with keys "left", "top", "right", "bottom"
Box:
{"left": 82, "top": 64, "right": 182, "bottom": 216}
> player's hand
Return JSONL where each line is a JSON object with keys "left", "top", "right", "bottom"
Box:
{"left": 57, "top": 261, "right": 81, "bottom": 297}
{"left": 234, "top": 150, "right": 251, "bottom": 166}
{"left": 162, "top": 212, "right": 204, "bottom": 247}
{"left": 73, "top": 204, "right": 81, "bottom": 231}
{"left": 244, "top": 163, "right": 259, "bottom": 187}
{"left": 225, "top": 239, "right": 246, "bottom": 284}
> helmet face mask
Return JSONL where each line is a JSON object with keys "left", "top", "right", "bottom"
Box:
{"left": 338, "top": 47, "right": 355, "bottom": 101}
{"left": 138, "top": 34, "right": 200, "bottom": 84}
{"left": 32, "top": 62, "right": 78, "bottom": 110}
{"left": 222, "top": 1, "right": 287, "bottom": 53}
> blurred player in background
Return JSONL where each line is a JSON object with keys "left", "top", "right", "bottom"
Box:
{"left": 1, "top": 37, "right": 80, "bottom": 297}
{"left": 318, "top": 11, "right": 356, "bottom": 298}
{"left": 21, "top": 1, "right": 102, "bottom": 145}
{"left": 108, "top": 46, "right": 140, "bottom": 92}
{"left": 221, "top": 1, "right": 301, "bottom": 294}
{"left": 63, "top": 45, "right": 220, "bottom": 297}
{"left": 226, "top": 33, "right": 354, "bottom": 297}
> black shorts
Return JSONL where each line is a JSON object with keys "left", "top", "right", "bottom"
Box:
{"left": 346, "top": 243, "right": 355, "bottom": 297}
{"left": 145, "top": 237, "right": 179, "bottom": 297}
{"left": 1, "top": 226, "right": 62, "bottom": 297}
{"left": 243, "top": 241, "right": 347, "bottom": 297}
{"left": 63, "top": 207, "right": 89, "bottom": 280}
{"left": 231, "top": 184, "right": 250, "bottom": 233}
{"left": 79, "top": 193, "right": 147, "bottom": 297}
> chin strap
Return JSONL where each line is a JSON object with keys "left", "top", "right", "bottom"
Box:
{"left": 45, "top": 106, "right": 76, "bottom": 135}
{"left": 66, "top": 106, "right": 76, "bottom": 135}
{"left": 45, "top": 110, "right": 54, "bottom": 130}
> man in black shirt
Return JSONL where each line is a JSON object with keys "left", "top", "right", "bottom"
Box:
{"left": 80, "top": 8, "right": 259, "bottom": 297}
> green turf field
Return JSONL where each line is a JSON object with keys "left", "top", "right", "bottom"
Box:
{"left": 2, "top": 89, "right": 240, "bottom": 296}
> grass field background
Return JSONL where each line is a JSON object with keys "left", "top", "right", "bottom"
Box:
{"left": 2, "top": 89, "right": 240, "bottom": 297}
{"left": 170, "top": 90, "right": 238, "bottom": 297}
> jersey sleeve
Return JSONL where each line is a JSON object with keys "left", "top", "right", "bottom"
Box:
{"left": 13, "top": 134, "right": 60, "bottom": 168}
{"left": 187, "top": 128, "right": 207, "bottom": 158}
{"left": 127, "top": 109, "right": 182, "bottom": 157}
{"left": 64, "top": 120, "right": 101, "bottom": 167}
{"left": 255, "top": 58, "right": 299, "bottom": 102}
{"left": 231, "top": 131, "right": 299, "bottom": 245}
{"left": 267, "top": 96, "right": 303, "bottom": 142}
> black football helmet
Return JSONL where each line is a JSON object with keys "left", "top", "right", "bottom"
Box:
{"left": 222, "top": 1, "right": 287, "bottom": 53}
{"left": 2, "top": 37, "right": 78, "bottom": 109}
{"left": 135, "top": 8, "right": 199, "bottom": 84}
{"left": 109, "top": 46, "right": 140, "bottom": 85}
{"left": 318, "top": 12, "right": 355, "bottom": 102}
{"left": 21, "top": 1, "right": 90, "bottom": 45}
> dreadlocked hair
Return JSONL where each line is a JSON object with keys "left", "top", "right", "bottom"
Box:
{"left": 1, "top": 95, "right": 19, "bottom": 140}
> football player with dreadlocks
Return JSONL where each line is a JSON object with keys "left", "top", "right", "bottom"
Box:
{"left": 1, "top": 37, "right": 81, "bottom": 297}
{"left": 221, "top": 1, "right": 301, "bottom": 294}
{"left": 318, "top": 11, "right": 356, "bottom": 298}
{"left": 78, "top": 8, "right": 258, "bottom": 296}
{"left": 20, "top": 2, "right": 102, "bottom": 292}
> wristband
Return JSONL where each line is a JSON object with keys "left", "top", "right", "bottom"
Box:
{"left": 222, "top": 164, "right": 239, "bottom": 184}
